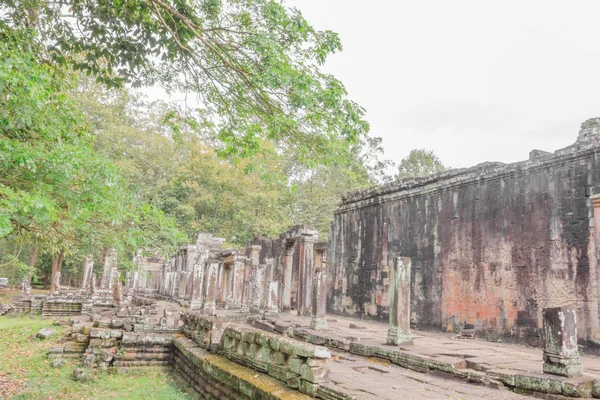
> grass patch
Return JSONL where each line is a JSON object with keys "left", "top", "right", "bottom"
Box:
{"left": 0, "top": 288, "right": 47, "bottom": 302}
{"left": 0, "top": 315, "right": 189, "bottom": 399}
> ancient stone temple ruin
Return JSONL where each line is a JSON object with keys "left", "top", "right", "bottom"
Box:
{"left": 330, "top": 118, "right": 600, "bottom": 348}
{"left": 128, "top": 226, "right": 327, "bottom": 318}
{"left": 6, "top": 119, "right": 600, "bottom": 399}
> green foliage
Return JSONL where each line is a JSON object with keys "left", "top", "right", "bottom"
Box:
{"left": 1, "top": 0, "right": 369, "bottom": 166}
{"left": 289, "top": 136, "right": 394, "bottom": 237}
{"left": 396, "top": 149, "right": 446, "bottom": 180}
{"left": 156, "top": 144, "right": 290, "bottom": 246}
{"left": 0, "top": 28, "right": 186, "bottom": 283}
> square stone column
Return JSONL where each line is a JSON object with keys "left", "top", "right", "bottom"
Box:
{"left": 281, "top": 241, "right": 296, "bottom": 312}
{"left": 229, "top": 258, "right": 245, "bottom": 309}
{"left": 202, "top": 259, "right": 220, "bottom": 315}
{"left": 81, "top": 255, "right": 94, "bottom": 290}
{"left": 248, "top": 245, "right": 263, "bottom": 313}
{"left": 298, "top": 236, "right": 316, "bottom": 317}
{"left": 240, "top": 257, "right": 252, "bottom": 313}
{"left": 310, "top": 265, "right": 328, "bottom": 330}
{"left": 251, "top": 263, "right": 266, "bottom": 313}
{"left": 386, "top": 257, "right": 413, "bottom": 345}
{"left": 542, "top": 305, "right": 583, "bottom": 377}
{"left": 264, "top": 281, "right": 279, "bottom": 317}
{"left": 101, "top": 248, "right": 117, "bottom": 289}
{"left": 190, "top": 260, "right": 204, "bottom": 310}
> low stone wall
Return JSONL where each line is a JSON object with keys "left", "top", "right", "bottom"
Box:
{"left": 173, "top": 336, "right": 311, "bottom": 400}
{"left": 48, "top": 307, "right": 179, "bottom": 372}
{"left": 220, "top": 325, "right": 331, "bottom": 397}
{"left": 8, "top": 292, "right": 117, "bottom": 317}
{"left": 181, "top": 311, "right": 227, "bottom": 352}
{"left": 42, "top": 299, "right": 85, "bottom": 317}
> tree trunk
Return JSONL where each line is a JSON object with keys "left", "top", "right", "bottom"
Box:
{"left": 27, "top": 245, "right": 38, "bottom": 286}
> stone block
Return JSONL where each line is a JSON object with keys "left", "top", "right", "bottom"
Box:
{"left": 110, "top": 329, "right": 123, "bottom": 339}
{"left": 300, "top": 364, "right": 329, "bottom": 383}
{"left": 299, "top": 379, "right": 319, "bottom": 397}
{"left": 63, "top": 342, "right": 88, "bottom": 353}
{"left": 561, "top": 377, "right": 594, "bottom": 398}
{"left": 514, "top": 373, "right": 563, "bottom": 394}
{"left": 72, "top": 368, "right": 93, "bottom": 382}
{"left": 75, "top": 334, "right": 90, "bottom": 343}
{"left": 37, "top": 327, "right": 57, "bottom": 339}
{"left": 289, "top": 356, "right": 304, "bottom": 374}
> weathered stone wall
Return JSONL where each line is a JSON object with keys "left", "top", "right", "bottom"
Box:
{"left": 329, "top": 121, "right": 600, "bottom": 345}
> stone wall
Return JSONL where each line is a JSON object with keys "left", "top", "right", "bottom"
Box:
{"left": 329, "top": 119, "right": 600, "bottom": 345}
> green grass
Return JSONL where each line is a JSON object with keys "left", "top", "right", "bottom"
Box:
{"left": 0, "top": 315, "right": 190, "bottom": 399}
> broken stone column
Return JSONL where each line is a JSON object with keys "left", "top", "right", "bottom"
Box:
{"left": 281, "top": 241, "right": 295, "bottom": 312}
{"left": 240, "top": 258, "right": 252, "bottom": 313}
{"left": 249, "top": 245, "right": 263, "bottom": 313}
{"left": 310, "top": 265, "right": 328, "bottom": 330}
{"left": 298, "top": 235, "right": 316, "bottom": 317}
{"left": 113, "top": 274, "right": 122, "bottom": 306}
{"left": 229, "top": 256, "right": 245, "bottom": 309}
{"left": 251, "top": 263, "right": 266, "bottom": 313}
{"left": 81, "top": 255, "right": 93, "bottom": 290}
{"left": 386, "top": 257, "right": 413, "bottom": 346}
{"left": 264, "top": 281, "right": 279, "bottom": 317}
{"left": 90, "top": 273, "right": 96, "bottom": 295}
{"left": 190, "top": 258, "right": 206, "bottom": 310}
{"left": 100, "top": 248, "right": 117, "bottom": 289}
{"left": 202, "top": 259, "right": 220, "bottom": 315}
{"left": 542, "top": 305, "right": 583, "bottom": 377}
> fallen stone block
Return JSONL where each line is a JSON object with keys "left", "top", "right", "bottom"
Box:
{"left": 72, "top": 368, "right": 93, "bottom": 382}
{"left": 561, "top": 377, "right": 594, "bottom": 398}
{"left": 51, "top": 358, "right": 66, "bottom": 368}
{"left": 37, "top": 327, "right": 58, "bottom": 339}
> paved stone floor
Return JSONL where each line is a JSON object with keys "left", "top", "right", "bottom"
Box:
{"left": 279, "top": 314, "right": 600, "bottom": 381}
{"left": 324, "top": 350, "right": 528, "bottom": 399}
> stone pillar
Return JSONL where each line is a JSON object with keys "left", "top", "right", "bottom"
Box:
{"left": 240, "top": 258, "right": 252, "bottom": 313}
{"left": 386, "top": 257, "right": 413, "bottom": 345}
{"left": 202, "top": 259, "right": 220, "bottom": 315}
{"left": 264, "top": 281, "right": 279, "bottom": 317}
{"left": 542, "top": 305, "right": 583, "bottom": 377}
{"left": 249, "top": 245, "right": 263, "bottom": 313}
{"left": 281, "top": 242, "right": 295, "bottom": 312}
{"left": 298, "top": 236, "right": 316, "bottom": 317}
{"left": 90, "top": 273, "right": 96, "bottom": 295}
{"left": 190, "top": 258, "right": 206, "bottom": 309}
{"left": 132, "top": 271, "right": 139, "bottom": 292}
{"left": 101, "top": 248, "right": 117, "bottom": 289}
{"left": 251, "top": 264, "right": 266, "bottom": 313}
{"left": 230, "top": 258, "right": 245, "bottom": 309}
{"left": 310, "top": 260, "right": 328, "bottom": 330}
{"left": 81, "top": 255, "right": 93, "bottom": 290}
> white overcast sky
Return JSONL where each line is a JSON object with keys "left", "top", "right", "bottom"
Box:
{"left": 289, "top": 0, "right": 600, "bottom": 168}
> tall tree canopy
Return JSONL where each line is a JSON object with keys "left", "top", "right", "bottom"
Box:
{"left": 0, "top": 29, "right": 186, "bottom": 286}
{"left": 1, "top": 0, "right": 369, "bottom": 164}
{"left": 0, "top": 0, "right": 386, "bottom": 285}
{"left": 396, "top": 149, "right": 446, "bottom": 180}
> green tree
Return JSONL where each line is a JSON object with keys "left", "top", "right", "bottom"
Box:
{"left": 0, "top": 28, "right": 186, "bottom": 288}
{"left": 289, "top": 136, "right": 394, "bottom": 237}
{"left": 1, "top": 0, "right": 369, "bottom": 165}
{"left": 396, "top": 149, "right": 445, "bottom": 180}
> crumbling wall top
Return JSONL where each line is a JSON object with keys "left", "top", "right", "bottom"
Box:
{"left": 338, "top": 118, "right": 600, "bottom": 211}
